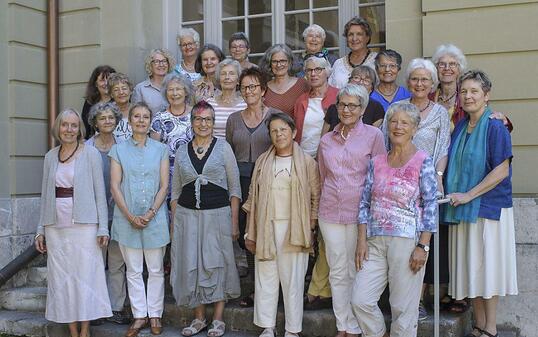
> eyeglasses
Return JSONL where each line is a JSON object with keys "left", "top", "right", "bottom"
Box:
{"left": 349, "top": 76, "right": 372, "bottom": 84}
{"left": 378, "top": 63, "right": 398, "bottom": 70}
{"left": 271, "top": 59, "right": 289, "bottom": 66}
{"left": 240, "top": 84, "right": 261, "bottom": 92}
{"left": 437, "top": 62, "right": 459, "bottom": 69}
{"left": 305, "top": 67, "right": 324, "bottom": 75}
{"left": 304, "top": 52, "right": 327, "bottom": 59}
{"left": 336, "top": 102, "right": 361, "bottom": 111}
{"left": 230, "top": 44, "right": 248, "bottom": 50}
{"left": 180, "top": 42, "right": 196, "bottom": 48}
{"left": 152, "top": 59, "right": 168, "bottom": 65}
{"left": 409, "top": 77, "right": 432, "bottom": 84}
{"left": 193, "top": 116, "right": 214, "bottom": 125}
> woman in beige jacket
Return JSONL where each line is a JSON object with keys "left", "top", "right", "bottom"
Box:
{"left": 243, "top": 112, "right": 320, "bottom": 337}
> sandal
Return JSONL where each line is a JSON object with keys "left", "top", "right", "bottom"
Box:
{"left": 480, "top": 330, "right": 498, "bottom": 337}
{"left": 125, "top": 318, "right": 148, "bottom": 337}
{"left": 259, "top": 328, "right": 275, "bottom": 337}
{"left": 239, "top": 293, "right": 254, "bottom": 307}
{"left": 447, "top": 299, "right": 469, "bottom": 314}
{"left": 464, "top": 326, "right": 484, "bottom": 337}
{"left": 207, "top": 319, "right": 226, "bottom": 337}
{"left": 149, "top": 317, "right": 163, "bottom": 335}
{"left": 182, "top": 318, "right": 208, "bottom": 337}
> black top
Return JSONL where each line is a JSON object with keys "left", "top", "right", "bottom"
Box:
{"left": 324, "top": 98, "right": 385, "bottom": 131}
{"left": 177, "top": 137, "right": 230, "bottom": 210}
{"left": 82, "top": 100, "right": 96, "bottom": 140}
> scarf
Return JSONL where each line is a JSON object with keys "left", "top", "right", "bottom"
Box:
{"left": 444, "top": 106, "right": 491, "bottom": 224}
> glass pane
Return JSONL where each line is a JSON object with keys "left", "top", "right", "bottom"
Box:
{"left": 249, "top": 17, "right": 273, "bottom": 54}
{"left": 285, "top": 13, "right": 309, "bottom": 50}
{"left": 359, "top": 5, "right": 386, "bottom": 45}
{"left": 285, "top": 0, "right": 308, "bottom": 11}
{"left": 222, "top": 20, "right": 246, "bottom": 55}
{"left": 249, "top": 55, "right": 263, "bottom": 66}
{"left": 183, "top": 24, "right": 204, "bottom": 46}
{"left": 313, "top": 10, "right": 339, "bottom": 48}
{"left": 222, "top": 0, "right": 244, "bottom": 18}
{"left": 314, "top": 0, "right": 338, "bottom": 8}
{"left": 249, "top": 0, "right": 271, "bottom": 15}
{"left": 183, "top": 1, "right": 203, "bottom": 21}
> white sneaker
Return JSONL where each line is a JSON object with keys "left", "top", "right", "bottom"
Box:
{"left": 259, "top": 328, "right": 275, "bottom": 337}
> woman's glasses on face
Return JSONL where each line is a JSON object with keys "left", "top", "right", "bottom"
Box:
{"left": 336, "top": 102, "right": 361, "bottom": 111}
{"left": 193, "top": 116, "right": 214, "bottom": 125}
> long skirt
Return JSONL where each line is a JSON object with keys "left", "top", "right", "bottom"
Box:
{"left": 448, "top": 208, "right": 518, "bottom": 300}
{"left": 170, "top": 205, "right": 240, "bottom": 308}
{"left": 45, "top": 224, "right": 112, "bottom": 323}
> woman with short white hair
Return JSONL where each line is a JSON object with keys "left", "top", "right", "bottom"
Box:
{"left": 295, "top": 24, "right": 338, "bottom": 77}
{"left": 175, "top": 28, "right": 201, "bottom": 82}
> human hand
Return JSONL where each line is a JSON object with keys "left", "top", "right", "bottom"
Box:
{"left": 245, "top": 238, "right": 256, "bottom": 254}
{"left": 129, "top": 215, "right": 148, "bottom": 229}
{"left": 355, "top": 236, "right": 369, "bottom": 271}
{"left": 98, "top": 236, "right": 109, "bottom": 248}
{"left": 447, "top": 192, "right": 472, "bottom": 207}
{"left": 35, "top": 235, "right": 47, "bottom": 254}
{"left": 409, "top": 246, "right": 428, "bottom": 274}
{"left": 232, "top": 222, "right": 240, "bottom": 241}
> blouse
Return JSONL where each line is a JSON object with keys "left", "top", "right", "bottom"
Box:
{"left": 371, "top": 86, "right": 411, "bottom": 112}
{"left": 206, "top": 96, "right": 247, "bottom": 138}
{"left": 328, "top": 51, "right": 378, "bottom": 89}
{"left": 264, "top": 77, "right": 309, "bottom": 116}
{"left": 174, "top": 62, "right": 201, "bottom": 82}
{"left": 150, "top": 110, "right": 193, "bottom": 163}
{"left": 324, "top": 98, "right": 385, "bottom": 130}
{"left": 132, "top": 79, "right": 168, "bottom": 114}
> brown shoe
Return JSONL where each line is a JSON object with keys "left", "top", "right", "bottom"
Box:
{"left": 150, "top": 317, "right": 163, "bottom": 335}
{"left": 125, "top": 318, "right": 148, "bottom": 337}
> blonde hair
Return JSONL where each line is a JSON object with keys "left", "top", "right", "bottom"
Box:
{"left": 51, "top": 108, "right": 86, "bottom": 143}
{"left": 144, "top": 48, "right": 177, "bottom": 76}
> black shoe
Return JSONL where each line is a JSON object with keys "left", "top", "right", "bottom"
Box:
{"left": 90, "top": 318, "right": 104, "bottom": 326}
{"left": 106, "top": 310, "right": 131, "bottom": 325}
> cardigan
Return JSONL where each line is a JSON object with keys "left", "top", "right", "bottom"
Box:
{"left": 37, "top": 144, "right": 109, "bottom": 237}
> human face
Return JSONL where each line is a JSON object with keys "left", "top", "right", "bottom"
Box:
{"left": 460, "top": 79, "right": 489, "bottom": 116}
{"left": 269, "top": 118, "right": 296, "bottom": 155}
{"left": 179, "top": 36, "right": 198, "bottom": 59}
{"left": 304, "top": 61, "right": 328, "bottom": 88}
{"left": 270, "top": 51, "right": 290, "bottom": 77}
{"left": 94, "top": 110, "right": 117, "bottom": 135}
{"left": 377, "top": 55, "right": 399, "bottom": 84}
{"left": 166, "top": 81, "right": 186, "bottom": 106}
{"left": 230, "top": 40, "right": 249, "bottom": 62}
{"left": 129, "top": 106, "right": 151, "bottom": 135}
{"left": 219, "top": 65, "right": 239, "bottom": 91}
{"left": 305, "top": 32, "right": 324, "bottom": 54}
{"left": 336, "top": 95, "right": 363, "bottom": 127}
{"left": 59, "top": 113, "right": 81, "bottom": 144}
{"left": 349, "top": 72, "right": 373, "bottom": 93}
{"left": 192, "top": 108, "right": 214, "bottom": 138}
{"left": 407, "top": 68, "right": 433, "bottom": 100}
{"left": 346, "top": 25, "right": 369, "bottom": 52}
{"left": 95, "top": 73, "right": 109, "bottom": 98}
{"left": 240, "top": 75, "right": 265, "bottom": 106}
{"left": 388, "top": 110, "right": 417, "bottom": 147}
{"left": 110, "top": 82, "right": 131, "bottom": 105}
{"left": 201, "top": 50, "right": 220, "bottom": 77}
{"left": 151, "top": 53, "right": 169, "bottom": 77}
{"left": 436, "top": 55, "right": 460, "bottom": 85}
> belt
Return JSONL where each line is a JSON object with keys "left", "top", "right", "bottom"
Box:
{"left": 55, "top": 186, "right": 74, "bottom": 198}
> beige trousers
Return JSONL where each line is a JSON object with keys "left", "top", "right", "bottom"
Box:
{"left": 351, "top": 236, "right": 425, "bottom": 337}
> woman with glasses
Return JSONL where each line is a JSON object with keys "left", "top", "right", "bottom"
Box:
{"left": 371, "top": 49, "right": 411, "bottom": 112}
{"left": 260, "top": 44, "right": 309, "bottom": 116}
{"left": 295, "top": 24, "right": 338, "bottom": 77}
{"left": 133, "top": 49, "right": 176, "bottom": 114}
{"left": 317, "top": 84, "right": 386, "bottom": 337}
{"left": 175, "top": 28, "right": 202, "bottom": 82}
{"left": 171, "top": 101, "right": 241, "bottom": 337}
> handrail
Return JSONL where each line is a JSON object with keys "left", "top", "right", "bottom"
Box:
{"left": 0, "top": 245, "right": 41, "bottom": 288}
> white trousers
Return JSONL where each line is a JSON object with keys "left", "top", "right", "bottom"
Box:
{"left": 319, "top": 220, "right": 362, "bottom": 334}
{"left": 351, "top": 236, "right": 425, "bottom": 337}
{"left": 119, "top": 244, "right": 165, "bottom": 318}
{"left": 254, "top": 220, "right": 309, "bottom": 333}
{"left": 102, "top": 240, "right": 127, "bottom": 311}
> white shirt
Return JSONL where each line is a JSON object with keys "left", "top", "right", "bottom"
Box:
{"left": 300, "top": 98, "right": 325, "bottom": 158}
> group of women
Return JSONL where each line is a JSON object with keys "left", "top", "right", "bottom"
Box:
{"left": 36, "top": 14, "right": 516, "bottom": 337}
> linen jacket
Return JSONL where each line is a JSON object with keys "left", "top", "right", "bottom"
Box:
{"left": 37, "top": 145, "right": 109, "bottom": 237}
{"left": 243, "top": 142, "right": 320, "bottom": 261}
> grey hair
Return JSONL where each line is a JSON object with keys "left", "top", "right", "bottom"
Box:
{"left": 405, "top": 58, "right": 438, "bottom": 92}
{"left": 350, "top": 65, "right": 379, "bottom": 89}
{"left": 458, "top": 69, "right": 492, "bottom": 93}
{"left": 88, "top": 101, "right": 122, "bottom": 130}
{"left": 337, "top": 83, "right": 370, "bottom": 109}
{"left": 215, "top": 59, "right": 241, "bottom": 89}
{"left": 259, "top": 43, "right": 299, "bottom": 76}
{"left": 385, "top": 102, "right": 421, "bottom": 128}
{"left": 177, "top": 27, "right": 200, "bottom": 44}
{"left": 161, "top": 72, "right": 194, "bottom": 105}
{"left": 51, "top": 108, "right": 86, "bottom": 143}
{"left": 302, "top": 24, "right": 326, "bottom": 41}
{"left": 431, "top": 44, "right": 467, "bottom": 72}
{"left": 304, "top": 56, "right": 332, "bottom": 78}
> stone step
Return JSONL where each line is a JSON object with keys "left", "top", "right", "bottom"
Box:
{"left": 0, "top": 287, "right": 46, "bottom": 312}
{"left": 26, "top": 267, "right": 48, "bottom": 287}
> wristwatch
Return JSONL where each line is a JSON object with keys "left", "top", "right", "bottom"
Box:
{"left": 416, "top": 243, "right": 430, "bottom": 252}
{"left": 436, "top": 171, "right": 444, "bottom": 177}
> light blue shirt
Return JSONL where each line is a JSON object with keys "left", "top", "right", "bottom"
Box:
{"left": 132, "top": 78, "right": 168, "bottom": 114}
{"left": 109, "top": 137, "right": 170, "bottom": 249}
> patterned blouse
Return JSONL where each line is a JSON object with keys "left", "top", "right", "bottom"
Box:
{"left": 150, "top": 110, "right": 193, "bottom": 164}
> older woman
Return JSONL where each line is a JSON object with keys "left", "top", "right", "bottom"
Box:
{"left": 171, "top": 101, "right": 241, "bottom": 337}
{"left": 133, "top": 49, "right": 176, "bottom": 114}
{"left": 110, "top": 102, "right": 170, "bottom": 336}
{"left": 35, "top": 108, "right": 111, "bottom": 337}
{"left": 293, "top": 56, "right": 338, "bottom": 157}
{"left": 150, "top": 73, "right": 194, "bottom": 198}
{"left": 444, "top": 70, "right": 517, "bottom": 337}
{"left": 207, "top": 59, "right": 247, "bottom": 138}
{"left": 193, "top": 44, "right": 226, "bottom": 102}
{"left": 317, "top": 84, "right": 386, "bottom": 337}
{"left": 329, "top": 16, "right": 377, "bottom": 89}
{"left": 295, "top": 24, "right": 338, "bottom": 77}
{"left": 229, "top": 32, "right": 257, "bottom": 70}
{"left": 108, "top": 73, "right": 134, "bottom": 143}
{"left": 175, "top": 28, "right": 202, "bottom": 82}
{"left": 352, "top": 102, "right": 438, "bottom": 337}
{"left": 371, "top": 49, "right": 411, "bottom": 112}
{"left": 82, "top": 65, "right": 116, "bottom": 139}
{"left": 243, "top": 112, "right": 320, "bottom": 337}
{"left": 260, "top": 44, "right": 309, "bottom": 116}
{"left": 86, "top": 102, "right": 131, "bottom": 325}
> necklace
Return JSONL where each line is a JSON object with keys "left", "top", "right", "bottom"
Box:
{"left": 340, "top": 127, "right": 349, "bottom": 141}
{"left": 438, "top": 90, "right": 457, "bottom": 103}
{"left": 348, "top": 50, "right": 370, "bottom": 68}
{"left": 193, "top": 138, "right": 212, "bottom": 154}
{"left": 418, "top": 100, "right": 432, "bottom": 113}
{"left": 377, "top": 85, "right": 397, "bottom": 98}
{"left": 58, "top": 142, "right": 79, "bottom": 163}
{"left": 468, "top": 120, "right": 477, "bottom": 128}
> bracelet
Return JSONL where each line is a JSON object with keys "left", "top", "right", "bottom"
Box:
{"left": 34, "top": 233, "right": 42, "bottom": 241}
{"left": 149, "top": 207, "right": 157, "bottom": 216}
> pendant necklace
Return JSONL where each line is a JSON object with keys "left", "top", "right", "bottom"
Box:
{"left": 58, "top": 142, "right": 79, "bottom": 163}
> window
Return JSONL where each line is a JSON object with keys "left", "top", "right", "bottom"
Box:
{"left": 358, "top": 1, "right": 385, "bottom": 51}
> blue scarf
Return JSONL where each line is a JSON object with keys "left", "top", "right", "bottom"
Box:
{"left": 443, "top": 107, "right": 491, "bottom": 224}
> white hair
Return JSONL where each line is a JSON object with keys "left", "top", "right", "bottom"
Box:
{"left": 405, "top": 58, "right": 438, "bottom": 92}
{"left": 431, "top": 44, "right": 467, "bottom": 72}
{"left": 304, "top": 56, "right": 332, "bottom": 77}
{"left": 302, "top": 24, "right": 326, "bottom": 41}
{"left": 337, "top": 83, "right": 370, "bottom": 109}
{"left": 177, "top": 27, "right": 200, "bottom": 44}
